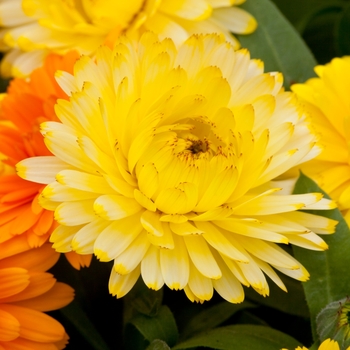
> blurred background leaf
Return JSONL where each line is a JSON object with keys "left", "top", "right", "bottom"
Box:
{"left": 146, "top": 340, "right": 171, "bottom": 350}
{"left": 237, "top": 0, "right": 317, "bottom": 88}
{"left": 173, "top": 325, "right": 300, "bottom": 350}
{"left": 123, "top": 278, "right": 164, "bottom": 323}
{"left": 335, "top": 3, "right": 350, "bottom": 55}
{"left": 0, "top": 53, "right": 8, "bottom": 92}
{"left": 244, "top": 272, "right": 309, "bottom": 318}
{"left": 271, "top": 0, "right": 350, "bottom": 63}
{"left": 124, "top": 305, "right": 178, "bottom": 350}
{"left": 50, "top": 256, "right": 122, "bottom": 349}
{"left": 178, "top": 301, "right": 256, "bottom": 341}
{"left": 59, "top": 301, "right": 110, "bottom": 350}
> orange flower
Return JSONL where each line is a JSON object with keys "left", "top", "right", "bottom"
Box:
{"left": 0, "top": 51, "right": 91, "bottom": 269}
{"left": 0, "top": 235, "right": 74, "bottom": 349}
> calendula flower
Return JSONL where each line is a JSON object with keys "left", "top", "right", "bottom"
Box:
{"left": 18, "top": 33, "right": 336, "bottom": 303}
{"left": 282, "top": 338, "right": 350, "bottom": 350}
{"left": 0, "top": 50, "right": 91, "bottom": 269}
{"left": 292, "top": 57, "right": 350, "bottom": 223}
{"left": 0, "top": 0, "right": 257, "bottom": 77}
{"left": 0, "top": 235, "right": 74, "bottom": 349}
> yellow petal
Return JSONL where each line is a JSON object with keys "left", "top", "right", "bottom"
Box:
{"left": 55, "top": 199, "right": 97, "bottom": 226}
{"left": 155, "top": 182, "right": 198, "bottom": 214}
{"left": 113, "top": 233, "right": 150, "bottom": 275}
{"left": 94, "top": 214, "right": 143, "bottom": 261}
{"left": 196, "top": 221, "right": 249, "bottom": 263}
{"left": 72, "top": 218, "right": 110, "bottom": 254}
{"left": 56, "top": 170, "right": 113, "bottom": 194}
{"left": 141, "top": 210, "right": 164, "bottom": 237}
{"left": 93, "top": 194, "right": 142, "bottom": 220}
{"left": 141, "top": 245, "right": 164, "bottom": 291}
{"left": 147, "top": 222, "right": 174, "bottom": 249}
{"left": 187, "top": 260, "right": 213, "bottom": 301}
{"left": 109, "top": 265, "right": 140, "bottom": 299}
{"left": 211, "top": 250, "right": 245, "bottom": 303}
{"left": 183, "top": 235, "right": 221, "bottom": 279}
{"left": 16, "top": 157, "right": 67, "bottom": 184}
{"left": 160, "top": 235, "right": 189, "bottom": 290}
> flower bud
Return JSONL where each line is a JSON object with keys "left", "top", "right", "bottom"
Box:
{"left": 317, "top": 297, "right": 350, "bottom": 350}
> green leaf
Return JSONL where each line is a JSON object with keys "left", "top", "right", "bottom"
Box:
{"left": 271, "top": 0, "right": 343, "bottom": 32}
{"left": 0, "top": 77, "right": 9, "bottom": 93}
{"left": 302, "top": 6, "right": 342, "bottom": 64}
{"left": 293, "top": 172, "right": 350, "bottom": 340}
{"left": 244, "top": 271, "right": 309, "bottom": 318}
{"left": 179, "top": 301, "right": 256, "bottom": 341}
{"left": 335, "top": 4, "right": 350, "bottom": 55}
{"left": 173, "top": 325, "right": 300, "bottom": 350}
{"left": 237, "top": 0, "right": 317, "bottom": 88}
{"left": 237, "top": 310, "right": 269, "bottom": 326}
{"left": 124, "top": 305, "right": 178, "bottom": 350}
{"left": 309, "top": 342, "right": 320, "bottom": 350}
{"left": 295, "top": 4, "right": 343, "bottom": 35}
{"left": 146, "top": 340, "right": 171, "bottom": 350}
{"left": 60, "top": 301, "right": 110, "bottom": 350}
{"left": 123, "top": 278, "right": 163, "bottom": 323}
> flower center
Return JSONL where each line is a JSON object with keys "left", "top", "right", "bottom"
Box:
{"left": 187, "top": 139, "right": 208, "bottom": 154}
{"left": 171, "top": 119, "right": 222, "bottom": 161}
{"left": 339, "top": 299, "right": 350, "bottom": 333}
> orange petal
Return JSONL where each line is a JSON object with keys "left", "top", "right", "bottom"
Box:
{"left": 0, "top": 304, "right": 65, "bottom": 343}
{"left": 0, "top": 236, "right": 31, "bottom": 260}
{"left": 32, "top": 210, "right": 54, "bottom": 236}
{"left": 0, "top": 308, "right": 20, "bottom": 341}
{"left": 0, "top": 243, "right": 59, "bottom": 271}
{"left": 26, "top": 230, "right": 50, "bottom": 248}
{"left": 64, "top": 252, "right": 92, "bottom": 270}
{"left": 12, "top": 282, "right": 74, "bottom": 312}
{"left": 1, "top": 334, "right": 63, "bottom": 349}
{"left": 10, "top": 205, "right": 41, "bottom": 235}
{"left": 1, "top": 272, "right": 55, "bottom": 304}
{"left": 0, "top": 268, "right": 29, "bottom": 299}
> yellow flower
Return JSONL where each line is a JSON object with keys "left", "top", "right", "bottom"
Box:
{"left": 292, "top": 57, "right": 350, "bottom": 222}
{"left": 0, "top": 0, "right": 257, "bottom": 77}
{"left": 282, "top": 338, "right": 350, "bottom": 350}
{"left": 17, "top": 33, "right": 336, "bottom": 303}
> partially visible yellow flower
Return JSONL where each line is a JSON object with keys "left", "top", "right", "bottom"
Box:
{"left": 18, "top": 33, "right": 336, "bottom": 303}
{"left": 282, "top": 338, "right": 350, "bottom": 350}
{"left": 292, "top": 57, "right": 350, "bottom": 223}
{"left": 0, "top": 235, "right": 74, "bottom": 349}
{"left": 0, "top": 50, "right": 92, "bottom": 269}
{"left": 0, "top": 0, "right": 257, "bottom": 77}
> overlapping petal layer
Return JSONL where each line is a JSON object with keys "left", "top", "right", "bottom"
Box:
{"left": 0, "top": 0, "right": 257, "bottom": 76}
{"left": 292, "top": 57, "right": 350, "bottom": 223}
{"left": 0, "top": 236, "right": 74, "bottom": 349}
{"left": 18, "top": 33, "right": 336, "bottom": 303}
{"left": 0, "top": 51, "right": 91, "bottom": 269}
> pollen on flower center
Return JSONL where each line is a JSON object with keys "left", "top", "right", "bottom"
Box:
{"left": 171, "top": 120, "right": 221, "bottom": 161}
{"left": 187, "top": 138, "right": 208, "bottom": 154}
